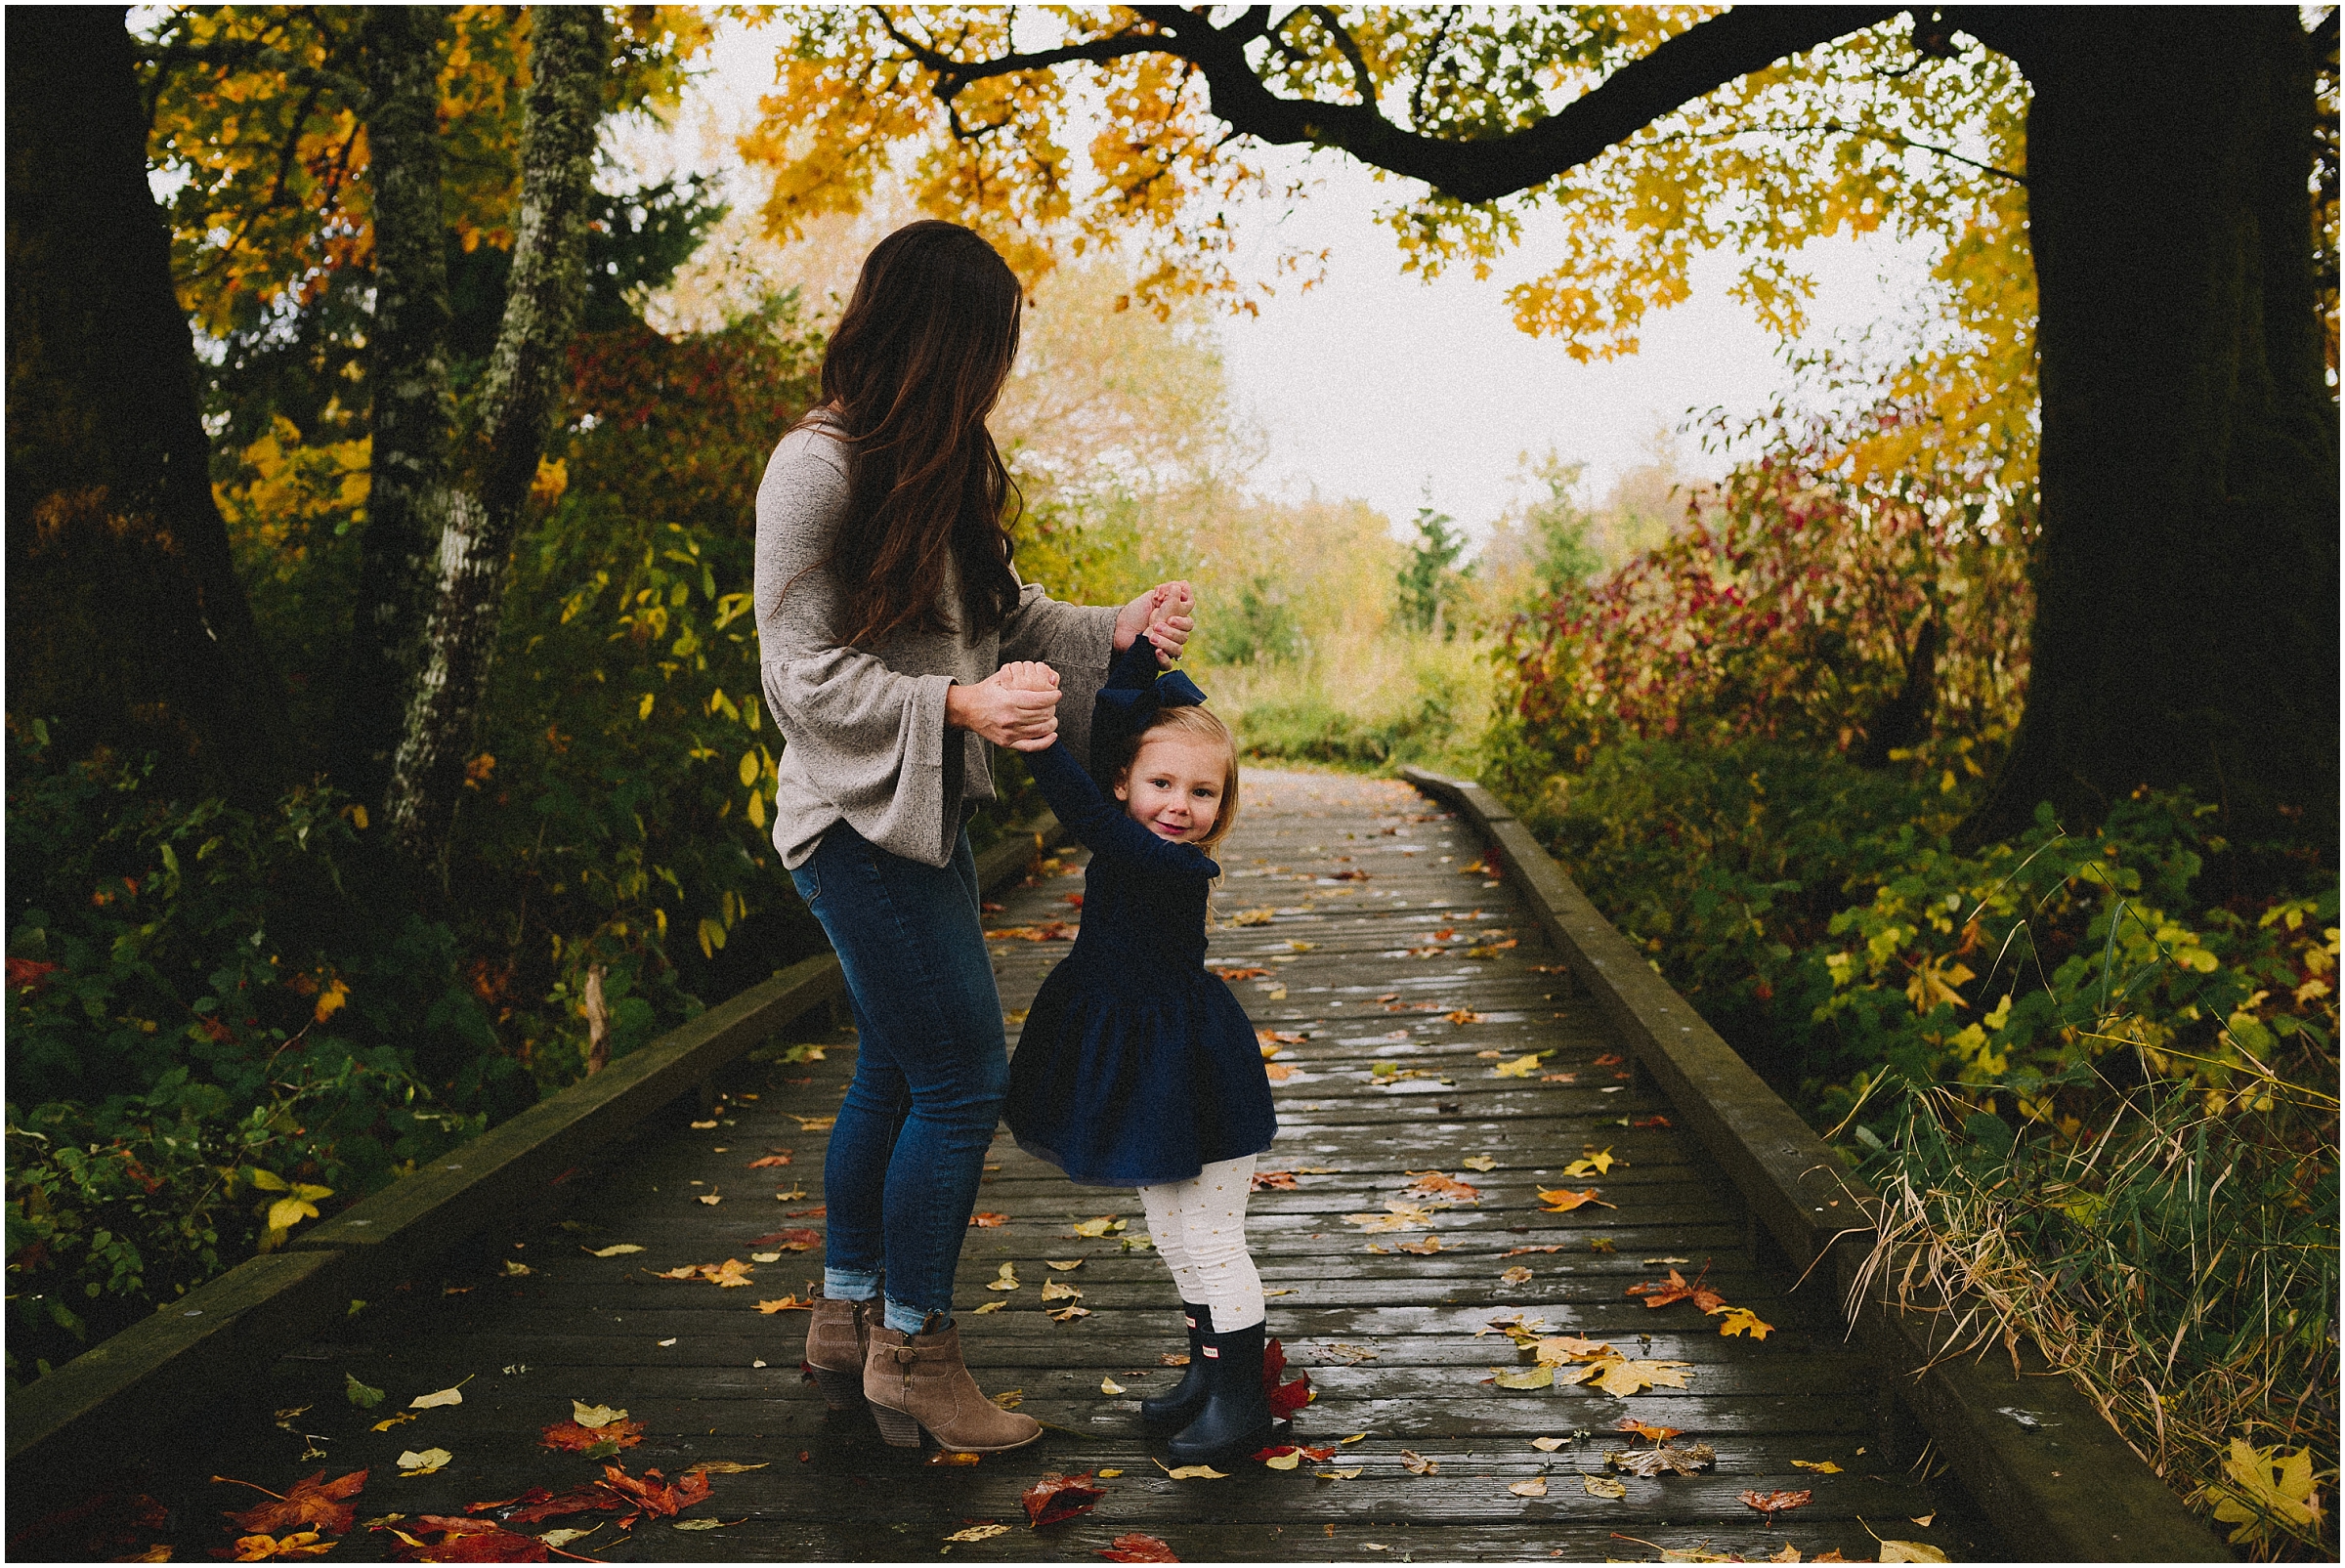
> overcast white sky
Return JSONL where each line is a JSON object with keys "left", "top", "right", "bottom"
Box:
{"left": 641, "top": 21, "right": 1940, "bottom": 536}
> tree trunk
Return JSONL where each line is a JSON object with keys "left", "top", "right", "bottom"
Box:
{"left": 1960, "top": 8, "right": 2340, "bottom": 849}
{"left": 386, "top": 6, "right": 605, "bottom": 875}
{"left": 339, "top": 6, "right": 456, "bottom": 807}
{"left": 5, "top": 6, "right": 293, "bottom": 801}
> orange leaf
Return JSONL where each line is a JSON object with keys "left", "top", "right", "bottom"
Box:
{"left": 217, "top": 1470, "right": 367, "bottom": 1538}
{"left": 540, "top": 1418, "right": 645, "bottom": 1452}
{"left": 1626, "top": 1264, "right": 1725, "bottom": 1313}
{"left": 1615, "top": 1417, "right": 1684, "bottom": 1444}
{"left": 1741, "top": 1489, "right": 1813, "bottom": 1519}
{"left": 1536, "top": 1187, "right": 1615, "bottom": 1212}
{"left": 750, "top": 1228, "right": 823, "bottom": 1250}
{"left": 969, "top": 1211, "right": 1009, "bottom": 1227}
{"left": 1096, "top": 1530, "right": 1180, "bottom": 1561}
{"left": 745, "top": 1155, "right": 791, "bottom": 1168}
{"left": 1251, "top": 1170, "right": 1300, "bottom": 1190}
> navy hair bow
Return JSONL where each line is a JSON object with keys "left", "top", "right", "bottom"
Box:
{"left": 1096, "top": 666, "right": 1209, "bottom": 726}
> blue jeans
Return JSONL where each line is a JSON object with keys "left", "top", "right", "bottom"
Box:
{"left": 790, "top": 822, "right": 1006, "bottom": 1335}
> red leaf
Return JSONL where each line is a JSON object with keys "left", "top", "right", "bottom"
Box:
{"left": 748, "top": 1228, "right": 822, "bottom": 1250}
{"left": 1740, "top": 1488, "right": 1813, "bottom": 1520}
{"left": 499, "top": 1487, "right": 621, "bottom": 1526}
{"left": 217, "top": 1470, "right": 367, "bottom": 1537}
{"left": 1625, "top": 1263, "right": 1725, "bottom": 1314}
{"left": 1250, "top": 1170, "right": 1300, "bottom": 1191}
{"left": 969, "top": 1211, "right": 1009, "bottom": 1227}
{"left": 382, "top": 1517, "right": 551, "bottom": 1562}
{"left": 539, "top": 1418, "right": 644, "bottom": 1452}
{"left": 7, "top": 956, "right": 60, "bottom": 993}
{"left": 1020, "top": 1472, "right": 1106, "bottom": 1528}
{"left": 1258, "top": 1339, "right": 1312, "bottom": 1418}
{"left": 1096, "top": 1531, "right": 1179, "bottom": 1561}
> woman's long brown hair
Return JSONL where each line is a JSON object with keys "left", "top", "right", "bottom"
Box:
{"left": 799, "top": 221, "right": 1025, "bottom": 647}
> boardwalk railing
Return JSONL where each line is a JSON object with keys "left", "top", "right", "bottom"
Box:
{"left": 1399, "top": 768, "right": 2229, "bottom": 1563}
{"left": 6, "top": 815, "right": 1058, "bottom": 1484}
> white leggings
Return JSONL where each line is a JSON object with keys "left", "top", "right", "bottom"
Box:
{"left": 1137, "top": 1154, "right": 1265, "bottom": 1333}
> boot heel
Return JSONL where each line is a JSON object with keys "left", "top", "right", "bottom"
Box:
{"left": 869, "top": 1402, "right": 924, "bottom": 1448}
{"left": 809, "top": 1363, "right": 866, "bottom": 1413}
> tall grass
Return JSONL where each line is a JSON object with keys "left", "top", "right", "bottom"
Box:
{"left": 1201, "top": 630, "right": 1495, "bottom": 776}
{"left": 1855, "top": 1072, "right": 2338, "bottom": 1557}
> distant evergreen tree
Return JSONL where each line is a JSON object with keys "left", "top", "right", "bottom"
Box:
{"left": 1396, "top": 505, "right": 1474, "bottom": 640}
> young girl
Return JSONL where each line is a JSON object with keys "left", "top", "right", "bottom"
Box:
{"left": 998, "top": 642, "right": 1283, "bottom": 1463}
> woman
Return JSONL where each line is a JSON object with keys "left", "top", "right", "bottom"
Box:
{"left": 755, "top": 220, "right": 1194, "bottom": 1455}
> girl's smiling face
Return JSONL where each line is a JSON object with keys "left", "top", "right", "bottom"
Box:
{"left": 1115, "top": 731, "right": 1228, "bottom": 843}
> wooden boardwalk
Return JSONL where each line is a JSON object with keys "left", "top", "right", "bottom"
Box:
{"left": 116, "top": 771, "right": 1994, "bottom": 1562}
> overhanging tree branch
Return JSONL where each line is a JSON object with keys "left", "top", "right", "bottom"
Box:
{"left": 876, "top": 5, "right": 1903, "bottom": 203}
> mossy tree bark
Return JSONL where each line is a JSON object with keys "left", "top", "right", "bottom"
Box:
{"left": 385, "top": 6, "right": 607, "bottom": 876}
{"left": 1953, "top": 8, "right": 2339, "bottom": 847}
{"left": 339, "top": 6, "right": 457, "bottom": 808}
{"left": 4, "top": 6, "right": 293, "bottom": 802}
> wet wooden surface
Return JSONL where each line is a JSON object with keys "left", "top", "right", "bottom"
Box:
{"left": 103, "top": 772, "right": 1998, "bottom": 1562}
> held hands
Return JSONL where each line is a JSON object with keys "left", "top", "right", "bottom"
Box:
{"left": 946, "top": 660, "right": 1062, "bottom": 752}
{"left": 1114, "top": 581, "right": 1196, "bottom": 667}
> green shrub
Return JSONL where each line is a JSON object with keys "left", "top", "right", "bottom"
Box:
{"left": 5, "top": 722, "right": 502, "bottom": 1377}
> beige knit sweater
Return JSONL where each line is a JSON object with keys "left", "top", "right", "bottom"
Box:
{"left": 754, "top": 416, "right": 1118, "bottom": 869}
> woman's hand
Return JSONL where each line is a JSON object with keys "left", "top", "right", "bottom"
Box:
{"left": 1115, "top": 581, "right": 1196, "bottom": 667}
{"left": 947, "top": 663, "right": 1061, "bottom": 752}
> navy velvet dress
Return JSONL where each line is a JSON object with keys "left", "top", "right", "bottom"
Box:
{"left": 1002, "top": 654, "right": 1277, "bottom": 1188}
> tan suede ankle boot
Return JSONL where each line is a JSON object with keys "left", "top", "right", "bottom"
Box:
{"left": 802, "top": 1294, "right": 873, "bottom": 1411}
{"left": 863, "top": 1322, "right": 1043, "bottom": 1453}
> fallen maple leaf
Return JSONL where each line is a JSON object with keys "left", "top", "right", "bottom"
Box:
{"left": 1399, "top": 1451, "right": 1437, "bottom": 1475}
{"left": 408, "top": 1380, "right": 467, "bottom": 1409}
{"left": 1877, "top": 1543, "right": 1951, "bottom": 1563}
{"left": 1562, "top": 1148, "right": 1623, "bottom": 1176}
{"left": 968, "top": 1211, "right": 1010, "bottom": 1228}
{"left": 1022, "top": 1471, "right": 1107, "bottom": 1528}
{"left": 1498, "top": 1245, "right": 1567, "bottom": 1258}
{"left": 1608, "top": 1444, "right": 1718, "bottom": 1477}
{"left": 1632, "top": 1115, "right": 1671, "bottom": 1129}
{"left": 1041, "top": 1280, "right": 1082, "bottom": 1301}
{"left": 1564, "top": 1357, "right": 1697, "bottom": 1398}
{"left": 1446, "top": 1010, "right": 1485, "bottom": 1026}
{"left": 1257, "top": 1028, "right": 1307, "bottom": 1045}
{"left": 1046, "top": 1303, "right": 1091, "bottom": 1322}
{"left": 1261, "top": 1337, "right": 1314, "bottom": 1417}
{"left": 1740, "top": 1489, "right": 1813, "bottom": 1521}
{"left": 1536, "top": 1186, "right": 1615, "bottom": 1212}
{"left": 1403, "top": 1170, "right": 1481, "bottom": 1205}
{"left": 2209, "top": 1439, "right": 2327, "bottom": 1546}
{"left": 1344, "top": 1200, "right": 1435, "bottom": 1231}
{"left": 1582, "top": 1474, "right": 1628, "bottom": 1500}
{"left": 229, "top": 1529, "right": 334, "bottom": 1560}
{"left": 1069, "top": 1215, "right": 1127, "bottom": 1237}
{"left": 1626, "top": 1265, "right": 1726, "bottom": 1313}
{"left": 217, "top": 1470, "right": 368, "bottom": 1538}
{"left": 986, "top": 1263, "right": 1021, "bottom": 1291}
{"left": 1397, "top": 1235, "right": 1444, "bottom": 1255}
{"left": 1095, "top": 1530, "right": 1179, "bottom": 1561}
{"left": 1461, "top": 1155, "right": 1497, "bottom": 1171}
{"left": 1490, "top": 1053, "right": 1543, "bottom": 1078}
{"left": 1251, "top": 1169, "right": 1300, "bottom": 1191}
{"left": 1789, "top": 1459, "right": 1843, "bottom": 1474}
{"left": 540, "top": 1418, "right": 644, "bottom": 1453}
{"left": 1713, "top": 1306, "right": 1774, "bottom": 1338}
{"left": 1508, "top": 1478, "right": 1548, "bottom": 1498}
{"left": 748, "top": 1229, "right": 823, "bottom": 1251}
{"left": 1492, "top": 1366, "right": 1556, "bottom": 1390}
{"left": 1532, "top": 1335, "right": 1614, "bottom": 1366}
{"left": 745, "top": 1155, "right": 790, "bottom": 1168}
{"left": 1614, "top": 1417, "right": 1684, "bottom": 1443}
{"left": 1160, "top": 1463, "right": 1226, "bottom": 1480}
{"left": 1530, "top": 1437, "right": 1566, "bottom": 1452}
{"left": 1213, "top": 966, "right": 1270, "bottom": 981}
{"left": 755, "top": 1295, "right": 813, "bottom": 1314}
{"left": 395, "top": 1450, "right": 451, "bottom": 1477}
{"left": 1499, "top": 1265, "right": 1533, "bottom": 1285}
{"left": 583, "top": 1243, "right": 643, "bottom": 1257}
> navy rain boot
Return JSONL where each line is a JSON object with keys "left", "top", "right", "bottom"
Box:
{"left": 1165, "top": 1319, "right": 1281, "bottom": 1465}
{"left": 1140, "top": 1303, "right": 1213, "bottom": 1430}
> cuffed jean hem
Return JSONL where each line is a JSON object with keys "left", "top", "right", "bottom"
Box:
{"left": 825, "top": 1267, "right": 880, "bottom": 1301}
{"left": 883, "top": 1296, "right": 950, "bottom": 1335}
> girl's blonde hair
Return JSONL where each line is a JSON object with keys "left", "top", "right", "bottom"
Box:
{"left": 1112, "top": 703, "right": 1241, "bottom": 853}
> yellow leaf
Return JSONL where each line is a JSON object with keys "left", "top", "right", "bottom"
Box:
{"left": 1263, "top": 1450, "right": 1301, "bottom": 1470}
{"left": 1536, "top": 1187, "right": 1615, "bottom": 1212}
{"left": 945, "top": 1524, "right": 1011, "bottom": 1543}
{"left": 1509, "top": 1477, "right": 1548, "bottom": 1498}
{"left": 1789, "top": 1459, "right": 1841, "bottom": 1474}
{"left": 312, "top": 978, "right": 349, "bottom": 1023}
{"left": 585, "top": 1244, "right": 643, "bottom": 1257}
{"left": 1095, "top": 1469, "right": 1123, "bottom": 1478}
{"left": 408, "top": 1382, "right": 465, "bottom": 1410}
{"left": 1041, "top": 1280, "right": 1082, "bottom": 1301}
{"left": 971, "top": 1300, "right": 1005, "bottom": 1314}
{"left": 1313, "top": 1466, "right": 1364, "bottom": 1480}
{"left": 986, "top": 1263, "right": 1020, "bottom": 1292}
{"left": 1491, "top": 1054, "right": 1542, "bottom": 1078}
{"left": 1530, "top": 1437, "right": 1565, "bottom": 1452}
{"left": 1877, "top": 1544, "right": 1949, "bottom": 1564}
{"left": 396, "top": 1448, "right": 451, "bottom": 1476}
{"left": 1713, "top": 1307, "right": 1774, "bottom": 1339}
{"left": 371, "top": 1413, "right": 418, "bottom": 1432}
{"left": 266, "top": 1196, "right": 320, "bottom": 1233}
{"left": 1533, "top": 1335, "right": 1613, "bottom": 1366}
{"left": 1562, "top": 1148, "right": 1621, "bottom": 1176}
{"left": 1461, "top": 1155, "right": 1497, "bottom": 1172}
{"left": 2209, "top": 1440, "right": 2325, "bottom": 1545}
{"left": 572, "top": 1401, "right": 626, "bottom": 1429}
{"left": 1583, "top": 1474, "right": 1628, "bottom": 1499}
{"left": 1492, "top": 1366, "right": 1555, "bottom": 1390}
{"left": 1161, "top": 1462, "right": 1227, "bottom": 1480}
{"left": 1045, "top": 1259, "right": 1083, "bottom": 1271}
{"left": 639, "top": 693, "right": 656, "bottom": 721}
{"left": 1069, "top": 1215, "right": 1127, "bottom": 1237}
{"left": 1100, "top": 1376, "right": 1125, "bottom": 1395}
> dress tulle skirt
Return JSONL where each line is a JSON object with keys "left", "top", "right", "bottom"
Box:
{"left": 1006, "top": 961, "right": 1277, "bottom": 1187}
